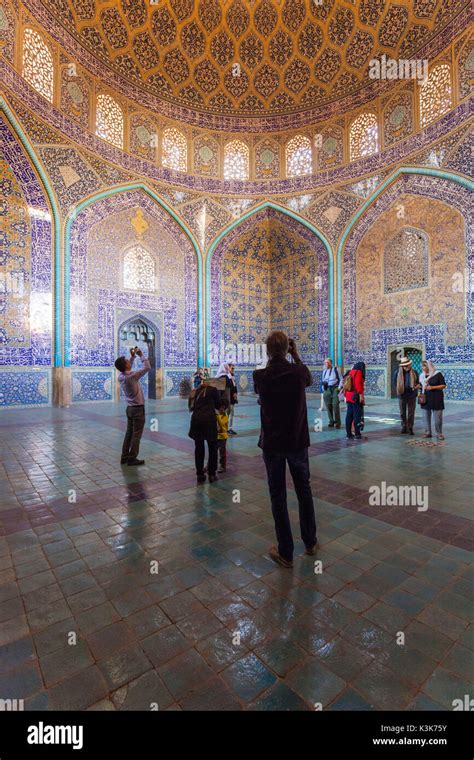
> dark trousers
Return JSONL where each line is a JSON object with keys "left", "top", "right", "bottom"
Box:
{"left": 122, "top": 405, "right": 146, "bottom": 460}
{"left": 217, "top": 439, "right": 227, "bottom": 468}
{"left": 262, "top": 447, "right": 317, "bottom": 562}
{"left": 399, "top": 395, "right": 416, "bottom": 431}
{"left": 323, "top": 385, "right": 341, "bottom": 425}
{"left": 345, "top": 402, "right": 363, "bottom": 437}
{"left": 195, "top": 439, "right": 218, "bottom": 477}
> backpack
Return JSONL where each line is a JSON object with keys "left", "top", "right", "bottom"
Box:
{"left": 343, "top": 372, "right": 353, "bottom": 392}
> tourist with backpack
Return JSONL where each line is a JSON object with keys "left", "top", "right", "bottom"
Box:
{"left": 322, "top": 358, "right": 342, "bottom": 428}
{"left": 188, "top": 379, "right": 221, "bottom": 484}
{"left": 344, "top": 361, "right": 366, "bottom": 440}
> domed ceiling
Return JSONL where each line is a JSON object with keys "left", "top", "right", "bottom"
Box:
{"left": 40, "top": 0, "right": 467, "bottom": 121}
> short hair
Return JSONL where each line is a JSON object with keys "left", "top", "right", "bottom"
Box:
{"left": 114, "top": 356, "right": 127, "bottom": 372}
{"left": 266, "top": 330, "right": 289, "bottom": 358}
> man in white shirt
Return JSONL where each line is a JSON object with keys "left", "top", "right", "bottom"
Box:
{"left": 322, "top": 357, "right": 342, "bottom": 428}
{"left": 115, "top": 347, "right": 150, "bottom": 466}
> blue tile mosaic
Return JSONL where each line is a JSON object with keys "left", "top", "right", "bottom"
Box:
{"left": 364, "top": 369, "right": 386, "bottom": 397}
{"left": 0, "top": 116, "right": 52, "bottom": 370}
{"left": 0, "top": 371, "right": 49, "bottom": 406}
{"left": 69, "top": 192, "right": 197, "bottom": 369}
{"left": 343, "top": 174, "right": 473, "bottom": 393}
{"left": 72, "top": 371, "right": 113, "bottom": 402}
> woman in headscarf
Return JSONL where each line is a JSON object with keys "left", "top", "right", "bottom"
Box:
{"left": 423, "top": 360, "right": 446, "bottom": 440}
{"left": 228, "top": 363, "right": 238, "bottom": 435}
{"left": 418, "top": 360, "right": 430, "bottom": 435}
{"left": 217, "top": 362, "right": 233, "bottom": 420}
{"left": 188, "top": 378, "right": 221, "bottom": 483}
{"left": 344, "top": 361, "right": 366, "bottom": 440}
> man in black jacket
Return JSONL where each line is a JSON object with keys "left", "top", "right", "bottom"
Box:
{"left": 253, "top": 331, "right": 317, "bottom": 568}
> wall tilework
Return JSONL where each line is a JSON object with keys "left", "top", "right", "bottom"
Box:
{"left": 358, "top": 197, "right": 465, "bottom": 353}
{"left": 0, "top": 27, "right": 473, "bottom": 408}
{"left": 364, "top": 369, "right": 387, "bottom": 397}
{"left": 69, "top": 191, "right": 198, "bottom": 370}
{"left": 165, "top": 370, "right": 194, "bottom": 397}
{"left": 211, "top": 367, "right": 321, "bottom": 397}
{"left": 440, "top": 367, "right": 474, "bottom": 400}
{"left": 72, "top": 371, "right": 113, "bottom": 402}
{"left": 0, "top": 115, "right": 53, "bottom": 379}
{"left": 2, "top": 61, "right": 472, "bottom": 196}
{"left": 360, "top": 366, "right": 472, "bottom": 400}
{"left": 343, "top": 175, "right": 473, "bottom": 369}
{"left": 0, "top": 370, "right": 49, "bottom": 406}
{"left": 210, "top": 207, "right": 329, "bottom": 366}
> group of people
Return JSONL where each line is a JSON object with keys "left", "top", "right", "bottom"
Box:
{"left": 188, "top": 362, "right": 238, "bottom": 482}
{"left": 320, "top": 356, "right": 446, "bottom": 441}
{"left": 114, "top": 334, "right": 446, "bottom": 570}
{"left": 192, "top": 367, "right": 210, "bottom": 387}
{"left": 393, "top": 356, "right": 446, "bottom": 439}
{"left": 319, "top": 357, "right": 366, "bottom": 439}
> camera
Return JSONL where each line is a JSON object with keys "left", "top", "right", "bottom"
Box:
{"left": 323, "top": 381, "right": 329, "bottom": 391}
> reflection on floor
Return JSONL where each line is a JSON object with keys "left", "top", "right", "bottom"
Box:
{"left": 0, "top": 396, "right": 472, "bottom": 711}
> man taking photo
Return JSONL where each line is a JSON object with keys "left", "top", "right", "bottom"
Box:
{"left": 115, "top": 347, "right": 150, "bottom": 466}
{"left": 253, "top": 331, "right": 318, "bottom": 568}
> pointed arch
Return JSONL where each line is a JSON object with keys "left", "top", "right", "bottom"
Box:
{"left": 64, "top": 183, "right": 203, "bottom": 365}
{"left": 336, "top": 167, "right": 474, "bottom": 365}
{"left": 206, "top": 201, "right": 334, "bottom": 363}
{"left": 0, "top": 96, "right": 62, "bottom": 366}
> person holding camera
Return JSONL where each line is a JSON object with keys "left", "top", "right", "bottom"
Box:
{"left": 114, "top": 347, "right": 150, "bottom": 466}
{"left": 253, "top": 331, "right": 317, "bottom": 569}
{"left": 322, "top": 357, "right": 342, "bottom": 428}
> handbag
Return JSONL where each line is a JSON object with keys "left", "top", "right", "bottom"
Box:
{"left": 418, "top": 393, "right": 426, "bottom": 405}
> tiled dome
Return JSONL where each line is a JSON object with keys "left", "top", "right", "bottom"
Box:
{"left": 36, "top": 0, "right": 468, "bottom": 126}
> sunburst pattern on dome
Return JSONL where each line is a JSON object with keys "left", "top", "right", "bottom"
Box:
{"left": 36, "top": 0, "right": 468, "bottom": 120}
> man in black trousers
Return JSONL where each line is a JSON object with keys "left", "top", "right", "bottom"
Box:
{"left": 253, "top": 331, "right": 317, "bottom": 568}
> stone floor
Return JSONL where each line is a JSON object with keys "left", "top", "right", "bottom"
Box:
{"left": 0, "top": 395, "right": 472, "bottom": 711}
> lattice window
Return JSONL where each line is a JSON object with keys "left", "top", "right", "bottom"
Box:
{"left": 123, "top": 245, "right": 155, "bottom": 291}
{"left": 349, "top": 112, "right": 378, "bottom": 161}
{"left": 96, "top": 93, "right": 124, "bottom": 148}
{"left": 384, "top": 228, "right": 429, "bottom": 294}
{"left": 286, "top": 135, "right": 312, "bottom": 176}
{"left": 419, "top": 64, "right": 452, "bottom": 127}
{"left": 162, "top": 127, "right": 187, "bottom": 171}
{"left": 224, "top": 139, "right": 249, "bottom": 180}
{"left": 22, "top": 28, "right": 54, "bottom": 102}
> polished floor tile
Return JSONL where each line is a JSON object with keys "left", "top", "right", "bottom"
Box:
{"left": 0, "top": 396, "right": 472, "bottom": 710}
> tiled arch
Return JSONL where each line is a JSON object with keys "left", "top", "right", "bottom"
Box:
{"left": 337, "top": 168, "right": 473, "bottom": 372}
{"left": 65, "top": 186, "right": 203, "bottom": 368}
{"left": 206, "top": 202, "right": 334, "bottom": 363}
{"left": 0, "top": 97, "right": 61, "bottom": 365}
